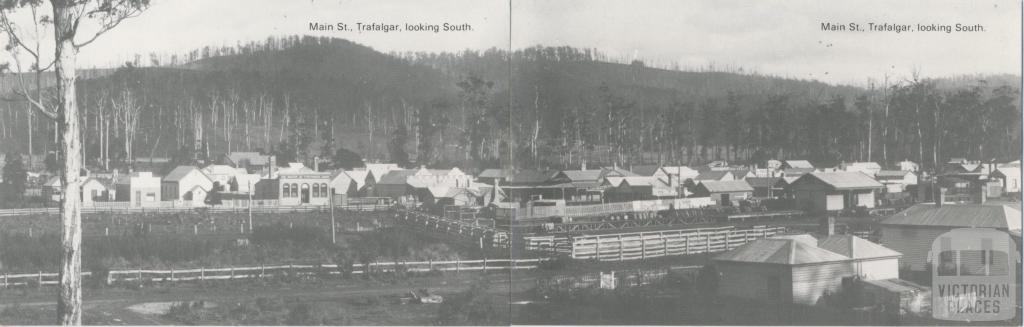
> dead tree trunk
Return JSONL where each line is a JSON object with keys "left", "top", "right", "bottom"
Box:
{"left": 53, "top": 6, "right": 82, "bottom": 324}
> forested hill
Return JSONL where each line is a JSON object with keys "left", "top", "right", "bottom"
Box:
{"left": 0, "top": 36, "right": 1018, "bottom": 174}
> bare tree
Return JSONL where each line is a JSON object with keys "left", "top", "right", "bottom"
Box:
{"left": 0, "top": 1, "right": 148, "bottom": 324}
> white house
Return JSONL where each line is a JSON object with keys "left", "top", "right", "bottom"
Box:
{"left": 114, "top": 171, "right": 162, "bottom": 207}
{"left": 80, "top": 177, "right": 113, "bottom": 205}
{"left": 874, "top": 170, "right": 918, "bottom": 193}
{"left": 161, "top": 166, "right": 214, "bottom": 201}
{"left": 898, "top": 160, "right": 920, "bottom": 173}
{"left": 652, "top": 166, "right": 699, "bottom": 186}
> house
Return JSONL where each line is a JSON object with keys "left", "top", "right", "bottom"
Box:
{"left": 628, "top": 164, "right": 661, "bottom": 176}
{"left": 713, "top": 235, "right": 901, "bottom": 305}
{"left": 548, "top": 168, "right": 636, "bottom": 203}
{"left": 746, "top": 177, "right": 781, "bottom": 199}
{"left": 231, "top": 173, "right": 262, "bottom": 194}
{"left": 691, "top": 180, "right": 753, "bottom": 206}
{"left": 160, "top": 166, "right": 213, "bottom": 201}
{"left": 278, "top": 167, "right": 332, "bottom": 206}
{"left": 364, "top": 163, "right": 401, "bottom": 181}
{"left": 374, "top": 169, "right": 419, "bottom": 199}
{"left": 501, "top": 169, "right": 558, "bottom": 203}
{"left": 879, "top": 202, "right": 1021, "bottom": 272}
{"left": 787, "top": 171, "right": 883, "bottom": 213}
{"left": 80, "top": 177, "right": 113, "bottom": 205}
{"left": 200, "top": 165, "right": 246, "bottom": 190}
{"left": 990, "top": 167, "right": 1021, "bottom": 194}
{"left": 602, "top": 176, "right": 677, "bottom": 202}
{"left": 329, "top": 169, "right": 373, "bottom": 198}
{"left": 222, "top": 152, "right": 275, "bottom": 174}
{"left": 840, "top": 162, "right": 882, "bottom": 177}
{"left": 765, "top": 159, "right": 783, "bottom": 170}
{"left": 782, "top": 160, "right": 815, "bottom": 170}
{"left": 114, "top": 171, "right": 162, "bottom": 207}
{"left": 874, "top": 170, "right": 918, "bottom": 193}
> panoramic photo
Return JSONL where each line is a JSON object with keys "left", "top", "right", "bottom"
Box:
{"left": 0, "top": 0, "right": 1019, "bottom": 325}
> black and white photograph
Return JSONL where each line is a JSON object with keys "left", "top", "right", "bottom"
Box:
{"left": 0, "top": 0, "right": 1020, "bottom": 325}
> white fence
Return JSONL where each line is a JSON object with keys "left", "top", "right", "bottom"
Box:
{"left": 0, "top": 258, "right": 552, "bottom": 287}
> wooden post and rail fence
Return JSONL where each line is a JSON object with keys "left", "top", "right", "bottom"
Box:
{"left": 0, "top": 257, "right": 552, "bottom": 288}
{"left": 523, "top": 225, "right": 787, "bottom": 261}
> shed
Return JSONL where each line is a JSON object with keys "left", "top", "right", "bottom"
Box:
{"left": 787, "top": 172, "right": 883, "bottom": 213}
{"left": 990, "top": 167, "right": 1021, "bottom": 194}
{"left": 879, "top": 203, "right": 1022, "bottom": 271}
{"left": 874, "top": 170, "right": 917, "bottom": 193}
{"left": 691, "top": 180, "right": 753, "bottom": 206}
{"left": 160, "top": 166, "right": 213, "bottom": 201}
{"left": 713, "top": 238, "right": 854, "bottom": 305}
{"left": 746, "top": 177, "right": 781, "bottom": 199}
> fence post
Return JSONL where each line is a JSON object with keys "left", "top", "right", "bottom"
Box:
{"left": 194, "top": 224, "right": 198, "bottom": 235}
{"left": 170, "top": 268, "right": 175, "bottom": 281}
{"left": 482, "top": 257, "right": 488, "bottom": 272}
{"left": 618, "top": 235, "right": 624, "bottom": 261}
{"left": 428, "top": 260, "right": 433, "bottom": 271}
{"left": 104, "top": 227, "right": 109, "bottom": 236}
{"left": 706, "top": 233, "right": 712, "bottom": 253}
{"left": 200, "top": 267, "right": 205, "bottom": 281}
{"left": 230, "top": 266, "right": 235, "bottom": 279}
{"left": 37, "top": 271, "right": 42, "bottom": 286}
{"left": 261, "top": 264, "right": 265, "bottom": 277}
{"left": 455, "top": 259, "right": 461, "bottom": 274}
{"left": 138, "top": 269, "right": 142, "bottom": 282}
{"left": 640, "top": 235, "right": 646, "bottom": 260}
{"left": 106, "top": 271, "right": 112, "bottom": 286}
{"left": 3, "top": 273, "right": 7, "bottom": 288}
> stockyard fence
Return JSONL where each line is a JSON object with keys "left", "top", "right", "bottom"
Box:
{"left": 507, "top": 197, "right": 715, "bottom": 220}
{"left": 524, "top": 225, "right": 787, "bottom": 261}
{"left": 396, "top": 209, "right": 510, "bottom": 249}
{"left": 0, "top": 201, "right": 393, "bottom": 217}
{"left": 0, "top": 258, "right": 553, "bottom": 288}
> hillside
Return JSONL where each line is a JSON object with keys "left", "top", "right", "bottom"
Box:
{"left": 0, "top": 36, "right": 1018, "bottom": 173}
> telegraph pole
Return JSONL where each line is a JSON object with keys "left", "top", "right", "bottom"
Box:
{"left": 248, "top": 181, "right": 254, "bottom": 232}
{"left": 330, "top": 187, "right": 336, "bottom": 244}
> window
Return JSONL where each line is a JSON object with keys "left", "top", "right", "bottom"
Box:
{"left": 321, "top": 183, "right": 329, "bottom": 196}
{"left": 283, "top": 184, "right": 290, "bottom": 197}
{"left": 291, "top": 183, "right": 298, "bottom": 197}
{"left": 312, "top": 183, "right": 320, "bottom": 198}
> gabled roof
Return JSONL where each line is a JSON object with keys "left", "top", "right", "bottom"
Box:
{"left": 364, "top": 163, "right": 400, "bottom": 180}
{"left": 745, "top": 177, "right": 780, "bottom": 188}
{"left": 694, "top": 170, "right": 731, "bottom": 181}
{"left": 164, "top": 166, "right": 204, "bottom": 182}
{"left": 881, "top": 203, "right": 1022, "bottom": 230}
{"left": 605, "top": 176, "right": 669, "bottom": 188}
{"left": 698, "top": 180, "right": 754, "bottom": 193}
{"left": 276, "top": 163, "right": 315, "bottom": 175}
{"left": 771, "top": 234, "right": 818, "bottom": 246}
{"left": 818, "top": 235, "right": 901, "bottom": 259}
{"left": 992, "top": 167, "right": 1021, "bottom": 178}
{"left": 44, "top": 176, "right": 61, "bottom": 187}
{"left": 657, "top": 166, "right": 699, "bottom": 177}
{"left": 558, "top": 169, "right": 603, "bottom": 182}
{"left": 784, "top": 160, "right": 814, "bottom": 169}
{"left": 343, "top": 170, "right": 371, "bottom": 189}
{"left": 81, "top": 177, "right": 111, "bottom": 189}
{"left": 713, "top": 239, "right": 849, "bottom": 265}
{"left": 202, "top": 164, "right": 245, "bottom": 176}
{"left": 791, "top": 171, "right": 883, "bottom": 190}
{"left": 875, "top": 170, "right": 912, "bottom": 178}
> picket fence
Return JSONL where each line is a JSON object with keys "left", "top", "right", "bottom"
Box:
{"left": 511, "top": 197, "right": 715, "bottom": 220}
{"left": 0, "top": 258, "right": 553, "bottom": 287}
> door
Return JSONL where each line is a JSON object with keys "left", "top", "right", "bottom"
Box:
{"left": 720, "top": 193, "right": 730, "bottom": 206}
{"left": 134, "top": 191, "right": 141, "bottom": 207}
{"left": 300, "top": 184, "right": 310, "bottom": 204}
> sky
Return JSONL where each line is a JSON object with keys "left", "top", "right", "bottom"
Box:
{"left": 2, "top": 0, "right": 1021, "bottom": 86}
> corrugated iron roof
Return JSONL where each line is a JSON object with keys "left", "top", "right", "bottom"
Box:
{"left": 746, "top": 177, "right": 781, "bottom": 188}
{"left": 478, "top": 168, "right": 509, "bottom": 179}
{"left": 629, "top": 165, "right": 661, "bottom": 176}
{"left": 508, "top": 169, "right": 555, "bottom": 184}
{"left": 881, "top": 203, "right": 1022, "bottom": 230}
{"left": 695, "top": 170, "right": 730, "bottom": 181}
{"left": 713, "top": 239, "right": 849, "bottom": 265}
{"left": 818, "top": 235, "right": 901, "bottom": 259}
{"left": 785, "top": 160, "right": 815, "bottom": 169}
{"left": 862, "top": 278, "right": 929, "bottom": 293}
{"left": 164, "top": 166, "right": 202, "bottom": 182}
{"left": 699, "top": 180, "right": 753, "bottom": 193}
{"left": 796, "top": 171, "right": 883, "bottom": 190}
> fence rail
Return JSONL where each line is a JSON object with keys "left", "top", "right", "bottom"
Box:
{"left": 0, "top": 258, "right": 553, "bottom": 287}
{"left": 0, "top": 203, "right": 392, "bottom": 217}
{"left": 524, "top": 225, "right": 786, "bottom": 261}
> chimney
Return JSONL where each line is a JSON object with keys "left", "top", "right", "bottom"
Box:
{"left": 581, "top": 160, "right": 587, "bottom": 171}
{"left": 268, "top": 155, "right": 276, "bottom": 178}
{"left": 314, "top": 156, "right": 320, "bottom": 172}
